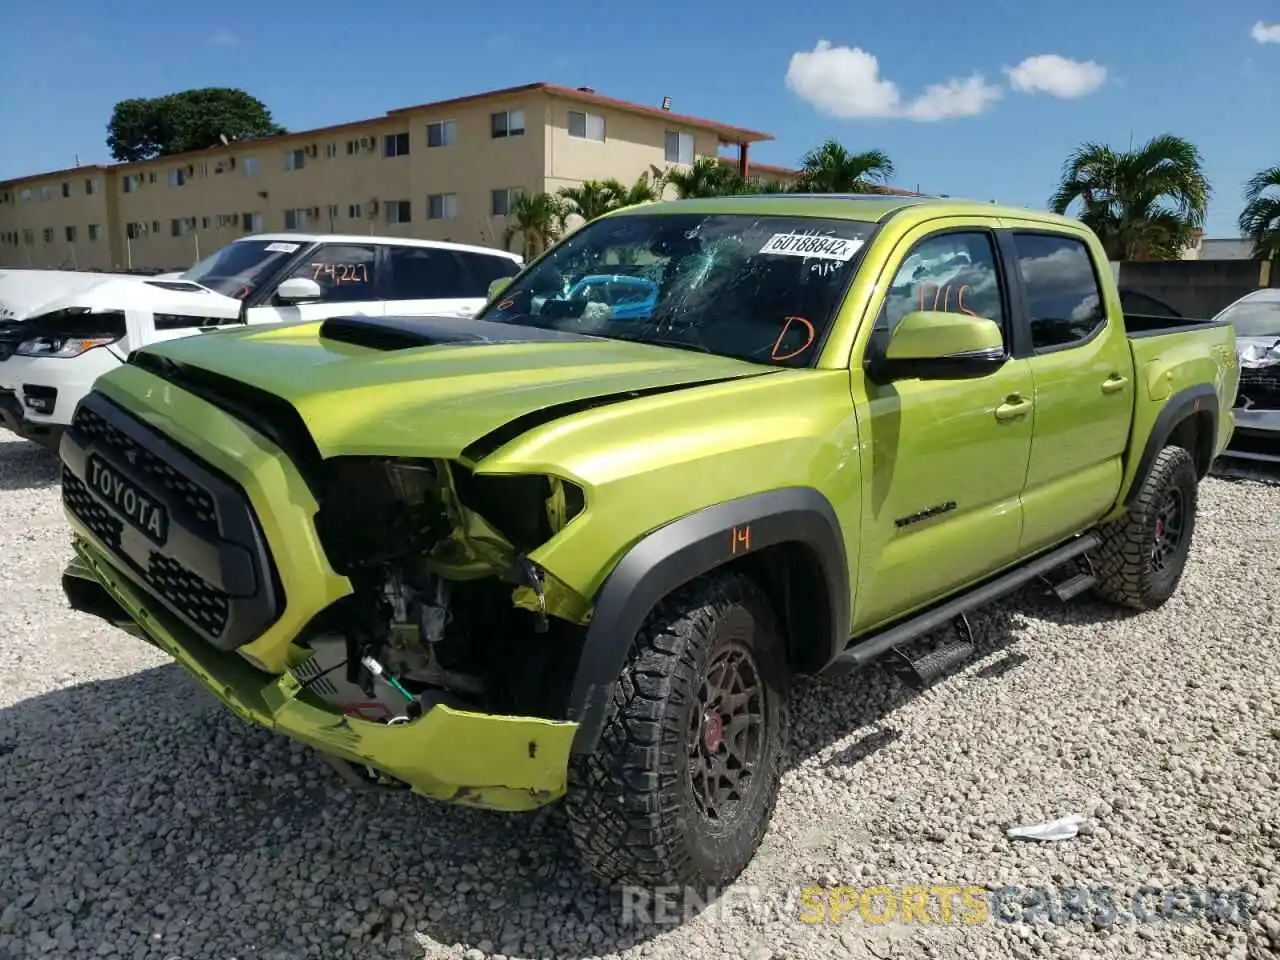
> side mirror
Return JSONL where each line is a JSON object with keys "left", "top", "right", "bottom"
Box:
{"left": 276, "top": 276, "right": 323, "bottom": 303}
{"left": 873, "top": 310, "right": 1006, "bottom": 381}
{"left": 487, "top": 276, "right": 513, "bottom": 301}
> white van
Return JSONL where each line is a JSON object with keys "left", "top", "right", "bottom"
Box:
{"left": 0, "top": 233, "right": 523, "bottom": 448}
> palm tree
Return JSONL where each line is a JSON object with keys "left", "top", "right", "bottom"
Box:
{"left": 664, "top": 157, "right": 746, "bottom": 198}
{"left": 501, "top": 192, "right": 563, "bottom": 260}
{"left": 1048, "top": 134, "right": 1211, "bottom": 261}
{"left": 1238, "top": 165, "right": 1280, "bottom": 261}
{"left": 795, "top": 140, "right": 895, "bottom": 194}
{"left": 556, "top": 172, "right": 665, "bottom": 229}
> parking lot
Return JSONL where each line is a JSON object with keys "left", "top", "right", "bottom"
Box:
{"left": 0, "top": 432, "right": 1277, "bottom": 960}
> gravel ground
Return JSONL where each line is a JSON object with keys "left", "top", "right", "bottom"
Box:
{"left": 1, "top": 432, "right": 1278, "bottom": 960}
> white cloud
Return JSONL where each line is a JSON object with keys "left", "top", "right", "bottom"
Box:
{"left": 785, "top": 41, "right": 1002, "bottom": 122}
{"left": 210, "top": 29, "right": 239, "bottom": 48}
{"left": 1005, "top": 54, "right": 1107, "bottom": 98}
{"left": 1252, "top": 20, "right": 1280, "bottom": 43}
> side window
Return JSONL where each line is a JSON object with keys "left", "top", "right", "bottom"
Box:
{"left": 873, "top": 231, "right": 1006, "bottom": 348}
{"left": 1013, "top": 233, "right": 1106, "bottom": 350}
{"left": 284, "top": 244, "right": 378, "bottom": 303}
{"left": 456, "top": 251, "right": 522, "bottom": 290}
{"left": 385, "top": 246, "right": 472, "bottom": 299}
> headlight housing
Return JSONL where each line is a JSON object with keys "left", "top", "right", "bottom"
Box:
{"left": 15, "top": 335, "right": 118, "bottom": 359}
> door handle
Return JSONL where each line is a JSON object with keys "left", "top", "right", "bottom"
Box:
{"left": 1101, "top": 373, "right": 1129, "bottom": 394}
{"left": 994, "top": 395, "right": 1032, "bottom": 422}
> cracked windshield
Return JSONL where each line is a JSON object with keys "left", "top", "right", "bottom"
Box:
{"left": 480, "top": 213, "right": 875, "bottom": 366}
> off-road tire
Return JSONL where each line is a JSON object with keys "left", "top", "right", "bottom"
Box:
{"left": 1093, "top": 444, "right": 1199, "bottom": 610}
{"left": 564, "top": 570, "right": 789, "bottom": 893}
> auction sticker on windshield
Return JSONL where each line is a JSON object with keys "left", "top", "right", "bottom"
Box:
{"left": 759, "top": 233, "right": 863, "bottom": 262}
{"left": 264, "top": 242, "right": 301, "bottom": 254}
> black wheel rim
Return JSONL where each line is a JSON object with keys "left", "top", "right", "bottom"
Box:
{"left": 1151, "top": 487, "right": 1187, "bottom": 572}
{"left": 687, "top": 640, "right": 766, "bottom": 827}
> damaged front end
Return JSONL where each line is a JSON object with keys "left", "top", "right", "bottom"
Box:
{"left": 58, "top": 367, "right": 591, "bottom": 810}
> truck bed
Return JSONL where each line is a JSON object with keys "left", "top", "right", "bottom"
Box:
{"left": 1123, "top": 312, "right": 1229, "bottom": 339}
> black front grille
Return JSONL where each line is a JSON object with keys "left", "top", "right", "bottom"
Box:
{"left": 1237, "top": 367, "right": 1280, "bottom": 410}
{"left": 145, "top": 552, "right": 230, "bottom": 637}
{"left": 62, "top": 469, "right": 123, "bottom": 550}
{"left": 72, "top": 404, "right": 218, "bottom": 531}
{"left": 60, "top": 391, "right": 282, "bottom": 651}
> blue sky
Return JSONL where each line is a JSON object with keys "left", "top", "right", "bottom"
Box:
{"left": 1, "top": 0, "right": 1276, "bottom": 236}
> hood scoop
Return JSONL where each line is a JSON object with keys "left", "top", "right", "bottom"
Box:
{"left": 318, "top": 314, "right": 601, "bottom": 352}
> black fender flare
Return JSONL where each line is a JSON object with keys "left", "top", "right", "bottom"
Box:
{"left": 1124, "top": 383, "right": 1219, "bottom": 507}
{"left": 564, "top": 486, "right": 850, "bottom": 755}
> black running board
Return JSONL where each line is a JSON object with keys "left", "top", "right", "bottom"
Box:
{"left": 825, "top": 532, "right": 1103, "bottom": 678}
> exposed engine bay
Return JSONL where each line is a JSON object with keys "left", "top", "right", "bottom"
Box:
{"left": 290, "top": 454, "right": 587, "bottom": 728}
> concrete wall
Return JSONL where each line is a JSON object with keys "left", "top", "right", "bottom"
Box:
{"left": 1114, "top": 258, "right": 1277, "bottom": 318}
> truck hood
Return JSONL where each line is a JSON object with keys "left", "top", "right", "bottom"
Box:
{"left": 125, "top": 315, "right": 778, "bottom": 459}
{"left": 24, "top": 275, "right": 242, "bottom": 323}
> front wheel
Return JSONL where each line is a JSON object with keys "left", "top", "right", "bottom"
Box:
{"left": 564, "top": 571, "right": 789, "bottom": 893}
{"left": 1093, "top": 444, "right": 1199, "bottom": 610}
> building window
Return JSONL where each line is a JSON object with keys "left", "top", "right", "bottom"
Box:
{"left": 490, "top": 109, "right": 525, "bottom": 139}
{"left": 122, "top": 175, "right": 135, "bottom": 193}
{"left": 284, "top": 208, "right": 314, "bottom": 230}
{"left": 568, "top": 110, "right": 605, "bottom": 141}
{"left": 324, "top": 142, "right": 337, "bottom": 159}
{"left": 665, "top": 130, "right": 694, "bottom": 165}
{"left": 20, "top": 189, "right": 32, "bottom": 202}
{"left": 125, "top": 222, "right": 145, "bottom": 240}
{"left": 152, "top": 220, "right": 160, "bottom": 234}
{"left": 243, "top": 157, "right": 259, "bottom": 177}
{"left": 201, "top": 216, "right": 211, "bottom": 230}
{"left": 39, "top": 186, "right": 52, "bottom": 200}
{"left": 491, "top": 188, "right": 521, "bottom": 217}
{"left": 22, "top": 229, "right": 35, "bottom": 245}
{"left": 216, "top": 214, "right": 237, "bottom": 229}
{"left": 42, "top": 228, "right": 54, "bottom": 243}
{"left": 61, "top": 182, "right": 71, "bottom": 198}
{"left": 284, "top": 149, "right": 306, "bottom": 171}
{"left": 171, "top": 217, "right": 195, "bottom": 237}
{"left": 347, "top": 203, "right": 363, "bottom": 219}
{"left": 346, "top": 139, "right": 359, "bottom": 155}
{"left": 169, "top": 168, "right": 187, "bottom": 187}
{"left": 427, "top": 120, "right": 457, "bottom": 148}
{"left": 325, "top": 204, "right": 340, "bottom": 226}
{"left": 428, "top": 193, "right": 458, "bottom": 220}
{"left": 242, "top": 212, "right": 263, "bottom": 233}
{"left": 65, "top": 226, "right": 77, "bottom": 242}
{"left": 384, "top": 199, "right": 412, "bottom": 224}
{"left": 383, "top": 132, "right": 411, "bottom": 158}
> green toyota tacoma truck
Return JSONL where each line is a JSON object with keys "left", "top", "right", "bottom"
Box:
{"left": 57, "top": 195, "right": 1238, "bottom": 893}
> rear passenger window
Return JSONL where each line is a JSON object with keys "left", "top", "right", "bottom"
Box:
{"left": 283, "top": 244, "right": 378, "bottom": 303}
{"left": 386, "top": 247, "right": 472, "bottom": 299}
{"left": 1013, "top": 233, "right": 1106, "bottom": 350}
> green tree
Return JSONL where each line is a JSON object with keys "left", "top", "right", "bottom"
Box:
{"left": 794, "top": 140, "right": 895, "bottom": 193}
{"left": 502, "top": 192, "right": 564, "bottom": 260}
{"left": 1048, "top": 134, "right": 1210, "bottom": 261}
{"left": 106, "top": 88, "right": 287, "bottom": 162}
{"left": 663, "top": 157, "right": 749, "bottom": 198}
{"left": 1238, "top": 165, "right": 1280, "bottom": 261}
{"left": 557, "top": 171, "right": 666, "bottom": 228}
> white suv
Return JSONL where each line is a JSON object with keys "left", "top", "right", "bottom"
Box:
{"left": 0, "top": 234, "right": 523, "bottom": 449}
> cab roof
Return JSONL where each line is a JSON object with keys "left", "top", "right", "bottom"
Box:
{"left": 612, "top": 193, "right": 1083, "bottom": 229}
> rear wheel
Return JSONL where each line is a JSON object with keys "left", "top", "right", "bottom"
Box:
{"left": 1093, "top": 445, "right": 1199, "bottom": 610}
{"left": 564, "top": 571, "right": 789, "bottom": 892}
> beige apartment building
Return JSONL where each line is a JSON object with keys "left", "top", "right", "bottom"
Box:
{"left": 0, "top": 82, "right": 779, "bottom": 272}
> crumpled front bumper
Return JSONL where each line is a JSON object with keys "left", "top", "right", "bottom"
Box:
{"left": 64, "top": 535, "right": 577, "bottom": 812}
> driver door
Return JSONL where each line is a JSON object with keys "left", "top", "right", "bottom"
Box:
{"left": 850, "top": 222, "right": 1036, "bottom": 632}
{"left": 246, "top": 242, "right": 386, "bottom": 326}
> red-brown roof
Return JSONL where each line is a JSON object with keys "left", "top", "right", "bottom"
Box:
{"left": 1, "top": 83, "right": 774, "bottom": 188}
{"left": 1, "top": 163, "right": 111, "bottom": 189}
{"left": 390, "top": 82, "right": 774, "bottom": 143}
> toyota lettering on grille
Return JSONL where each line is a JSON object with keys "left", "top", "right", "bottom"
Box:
{"left": 86, "top": 455, "right": 169, "bottom": 544}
